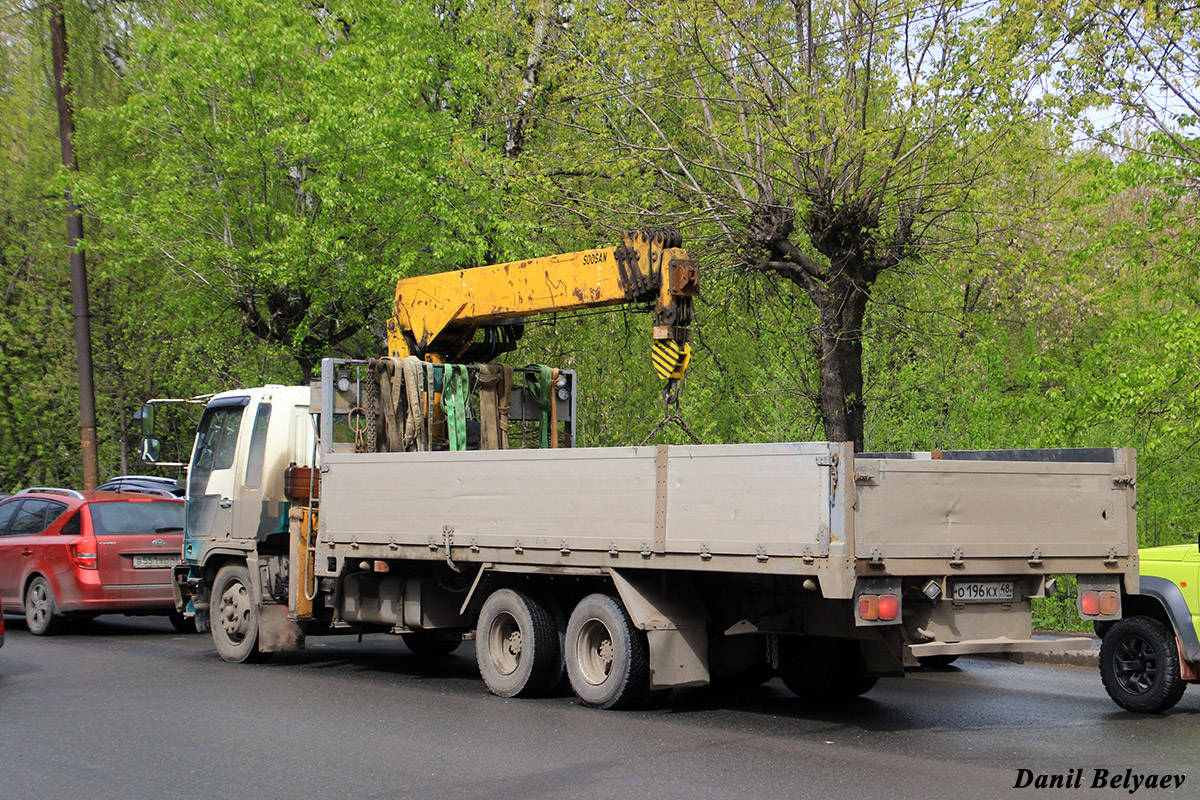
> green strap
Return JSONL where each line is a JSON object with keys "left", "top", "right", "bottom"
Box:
{"left": 525, "top": 365, "right": 554, "bottom": 448}
{"left": 440, "top": 364, "right": 469, "bottom": 451}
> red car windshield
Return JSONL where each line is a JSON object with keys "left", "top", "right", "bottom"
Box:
{"left": 89, "top": 501, "right": 184, "bottom": 535}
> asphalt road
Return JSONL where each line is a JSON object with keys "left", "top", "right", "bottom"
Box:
{"left": 1, "top": 615, "right": 1196, "bottom": 800}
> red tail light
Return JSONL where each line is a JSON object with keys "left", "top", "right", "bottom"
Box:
{"left": 859, "top": 593, "right": 901, "bottom": 622}
{"left": 877, "top": 594, "right": 900, "bottom": 621}
{"left": 1100, "top": 591, "right": 1119, "bottom": 616}
{"left": 1081, "top": 590, "right": 1119, "bottom": 616}
{"left": 1081, "top": 590, "right": 1099, "bottom": 615}
{"left": 69, "top": 535, "right": 98, "bottom": 570}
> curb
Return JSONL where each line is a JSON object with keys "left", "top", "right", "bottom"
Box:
{"left": 1020, "top": 648, "right": 1099, "bottom": 668}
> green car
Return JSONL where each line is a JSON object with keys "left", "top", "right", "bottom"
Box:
{"left": 1100, "top": 543, "right": 1200, "bottom": 712}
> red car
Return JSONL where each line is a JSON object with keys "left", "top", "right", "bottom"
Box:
{"left": 0, "top": 487, "right": 186, "bottom": 634}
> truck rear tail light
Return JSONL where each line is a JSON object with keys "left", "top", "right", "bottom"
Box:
{"left": 69, "top": 536, "right": 98, "bottom": 570}
{"left": 858, "top": 595, "right": 879, "bottom": 621}
{"left": 877, "top": 594, "right": 900, "bottom": 621}
{"left": 1100, "top": 591, "right": 1119, "bottom": 616}
{"left": 1080, "top": 591, "right": 1099, "bottom": 615}
{"left": 1080, "top": 590, "right": 1119, "bottom": 616}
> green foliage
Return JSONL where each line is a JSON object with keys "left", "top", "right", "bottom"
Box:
{"left": 72, "top": 0, "right": 554, "bottom": 381}
{"left": 0, "top": 0, "right": 1197, "bottom": 567}
{"left": 1032, "top": 576, "right": 1087, "bottom": 632}
{"left": 1041, "top": 0, "right": 1200, "bottom": 167}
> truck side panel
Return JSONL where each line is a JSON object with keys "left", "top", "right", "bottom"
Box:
{"left": 663, "top": 443, "right": 832, "bottom": 558}
{"left": 317, "top": 443, "right": 837, "bottom": 565}
{"left": 855, "top": 453, "right": 1135, "bottom": 563}
{"left": 320, "top": 447, "right": 659, "bottom": 556}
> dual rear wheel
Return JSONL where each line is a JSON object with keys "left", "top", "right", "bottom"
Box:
{"left": 476, "top": 590, "right": 660, "bottom": 709}
{"left": 778, "top": 635, "right": 878, "bottom": 700}
{"left": 475, "top": 588, "right": 561, "bottom": 697}
{"left": 476, "top": 590, "right": 882, "bottom": 708}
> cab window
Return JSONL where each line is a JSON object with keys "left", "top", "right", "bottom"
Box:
{"left": 243, "top": 402, "right": 272, "bottom": 490}
{"left": 189, "top": 404, "right": 246, "bottom": 495}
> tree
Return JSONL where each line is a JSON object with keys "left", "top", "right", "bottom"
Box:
{"left": 1043, "top": 0, "right": 1200, "bottom": 168}
{"left": 77, "top": 0, "right": 548, "bottom": 379}
{"left": 541, "top": 0, "right": 1057, "bottom": 449}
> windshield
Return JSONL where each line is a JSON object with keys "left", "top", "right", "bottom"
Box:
{"left": 89, "top": 501, "right": 185, "bottom": 535}
{"left": 189, "top": 404, "right": 245, "bottom": 497}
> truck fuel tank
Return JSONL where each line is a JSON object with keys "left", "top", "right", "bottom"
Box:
{"left": 340, "top": 573, "right": 466, "bottom": 629}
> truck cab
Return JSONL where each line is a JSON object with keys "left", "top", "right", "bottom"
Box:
{"left": 174, "top": 385, "right": 313, "bottom": 634}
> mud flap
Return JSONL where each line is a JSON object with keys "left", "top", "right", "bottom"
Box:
{"left": 257, "top": 603, "right": 305, "bottom": 653}
{"left": 609, "top": 569, "right": 710, "bottom": 689}
{"left": 646, "top": 628, "right": 709, "bottom": 689}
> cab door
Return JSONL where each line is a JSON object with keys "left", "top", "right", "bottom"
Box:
{"left": 186, "top": 397, "right": 248, "bottom": 552}
{"left": 231, "top": 398, "right": 275, "bottom": 540}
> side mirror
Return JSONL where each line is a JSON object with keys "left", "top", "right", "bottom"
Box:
{"left": 140, "top": 437, "right": 161, "bottom": 464}
{"left": 135, "top": 402, "right": 156, "bottom": 437}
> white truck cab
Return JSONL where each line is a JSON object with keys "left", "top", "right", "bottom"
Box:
{"left": 174, "top": 385, "right": 313, "bottom": 626}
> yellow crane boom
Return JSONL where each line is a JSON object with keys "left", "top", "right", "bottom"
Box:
{"left": 386, "top": 229, "right": 700, "bottom": 388}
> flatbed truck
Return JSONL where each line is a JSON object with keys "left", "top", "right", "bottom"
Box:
{"left": 148, "top": 230, "right": 1139, "bottom": 708}
{"left": 156, "top": 359, "right": 1138, "bottom": 708}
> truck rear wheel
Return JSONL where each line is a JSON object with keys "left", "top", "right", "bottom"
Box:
{"left": 1100, "top": 616, "right": 1187, "bottom": 713}
{"left": 779, "top": 636, "right": 878, "bottom": 700}
{"left": 565, "top": 593, "right": 657, "bottom": 710}
{"left": 210, "top": 563, "right": 268, "bottom": 663}
{"left": 476, "top": 588, "right": 560, "bottom": 698}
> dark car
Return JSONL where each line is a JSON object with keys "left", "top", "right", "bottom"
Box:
{"left": 95, "top": 475, "right": 184, "bottom": 498}
{"left": 0, "top": 488, "right": 188, "bottom": 634}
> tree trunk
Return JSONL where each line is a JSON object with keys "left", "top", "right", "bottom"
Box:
{"left": 816, "top": 275, "right": 868, "bottom": 450}
{"left": 746, "top": 202, "right": 893, "bottom": 453}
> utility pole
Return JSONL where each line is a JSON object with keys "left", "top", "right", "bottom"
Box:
{"left": 50, "top": 0, "right": 99, "bottom": 489}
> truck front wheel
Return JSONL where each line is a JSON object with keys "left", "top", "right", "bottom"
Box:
{"left": 1100, "top": 616, "right": 1187, "bottom": 713}
{"left": 210, "top": 563, "right": 267, "bottom": 663}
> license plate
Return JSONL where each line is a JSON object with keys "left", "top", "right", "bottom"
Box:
{"left": 133, "top": 555, "right": 180, "bottom": 569}
{"left": 951, "top": 580, "right": 1016, "bottom": 602}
